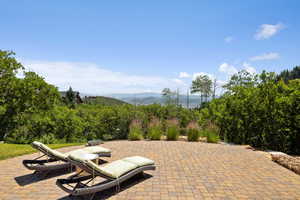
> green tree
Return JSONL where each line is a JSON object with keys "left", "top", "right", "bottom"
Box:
{"left": 63, "top": 86, "right": 76, "bottom": 108}
{"left": 191, "top": 75, "right": 212, "bottom": 105}
{"left": 0, "top": 50, "right": 60, "bottom": 140}
{"left": 202, "top": 69, "right": 300, "bottom": 154}
{"left": 223, "top": 70, "right": 257, "bottom": 92}
{"left": 161, "top": 88, "right": 174, "bottom": 105}
{"left": 0, "top": 50, "right": 24, "bottom": 139}
{"left": 277, "top": 66, "right": 300, "bottom": 83}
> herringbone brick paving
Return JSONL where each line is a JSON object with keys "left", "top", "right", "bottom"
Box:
{"left": 0, "top": 141, "right": 300, "bottom": 199}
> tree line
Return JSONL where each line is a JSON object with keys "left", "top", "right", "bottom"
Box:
{"left": 0, "top": 50, "right": 299, "bottom": 154}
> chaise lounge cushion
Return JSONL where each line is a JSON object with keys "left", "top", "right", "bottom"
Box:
{"left": 32, "top": 141, "right": 67, "bottom": 160}
{"left": 81, "top": 146, "right": 111, "bottom": 154}
{"left": 83, "top": 156, "right": 154, "bottom": 179}
{"left": 122, "top": 156, "right": 155, "bottom": 167}
{"left": 32, "top": 141, "right": 111, "bottom": 161}
{"left": 86, "top": 159, "right": 138, "bottom": 178}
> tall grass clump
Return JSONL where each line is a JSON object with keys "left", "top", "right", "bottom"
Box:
{"left": 204, "top": 121, "right": 220, "bottom": 143}
{"left": 147, "top": 117, "right": 162, "bottom": 140}
{"left": 166, "top": 118, "right": 179, "bottom": 140}
{"left": 187, "top": 121, "right": 200, "bottom": 141}
{"left": 128, "top": 119, "right": 143, "bottom": 140}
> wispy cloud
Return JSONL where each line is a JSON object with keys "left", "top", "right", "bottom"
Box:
{"left": 249, "top": 52, "right": 280, "bottom": 61}
{"left": 179, "top": 72, "right": 191, "bottom": 78}
{"left": 242, "top": 62, "right": 256, "bottom": 74}
{"left": 218, "top": 63, "right": 238, "bottom": 76}
{"left": 219, "top": 62, "right": 257, "bottom": 76}
{"left": 20, "top": 60, "right": 187, "bottom": 94}
{"left": 192, "top": 72, "right": 215, "bottom": 80}
{"left": 254, "top": 23, "right": 284, "bottom": 40}
{"left": 224, "top": 36, "right": 234, "bottom": 43}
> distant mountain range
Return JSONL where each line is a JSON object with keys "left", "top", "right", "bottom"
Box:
{"left": 79, "top": 92, "right": 214, "bottom": 107}
{"left": 83, "top": 96, "right": 128, "bottom": 106}
{"left": 106, "top": 92, "right": 204, "bottom": 108}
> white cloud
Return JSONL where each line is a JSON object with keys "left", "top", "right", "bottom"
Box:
{"left": 224, "top": 36, "right": 233, "bottom": 43}
{"left": 254, "top": 23, "right": 284, "bottom": 40}
{"left": 172, "top": 78, "right": 187, "bottom": 85}
{"left": 218, "top": 63, "right": 238, "bottom": 76}
{"left": 242, "top": 62, "right": 256, "bottom": 74}
{"left": 20, "top": 60, "right": 187, "bottom": 94}
{"left": 179, "top": 72, "right": 190, "bottom": 78}
{"left": 216, "top": 80, "right": 227, "bottom": 87}
{"left": 192, "top": 72, "right": 215, "bottom": 80}
{"left": 249, "top": 52, "right": 280, "bottom": 61}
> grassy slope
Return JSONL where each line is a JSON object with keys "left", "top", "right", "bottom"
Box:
{"left": 0, "top": 143, "right": 83, "bottom": 160}
{"left": 84, "top": 96, "right": 128, "bottom": 106}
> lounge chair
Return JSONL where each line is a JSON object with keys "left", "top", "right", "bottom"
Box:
{"left": 56, "top": 154, "right": 155, "bottom": 197}
{"left": 23, "top": 141, "right": 111, "bottom": 173}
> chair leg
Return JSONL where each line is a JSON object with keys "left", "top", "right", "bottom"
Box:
{"left": 88, "top": 193, "right": 95, "bottom": 200}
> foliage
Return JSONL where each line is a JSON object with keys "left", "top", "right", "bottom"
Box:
{"left": 191, "top": 74, "right": 212, "bottom": 104}
{"left": 206, "top": 130, "right": 220, "bottom": 143}
{"left": 0, "top": 51, "right": 60, "bottom": 140}
{"left": 63, "top": 87, "right": 76, "bottom": 108}
{"left": 202, "top": 71, "right": 300, "bottom": 153}
{"left": 2, "top": 50, "right": 299, "bottom": 154}
{"left": 83, "top": 96, "right": 127, "bottom": 105}
{"left": 223, "top": 70, "right": 257, "bottom": 91}
{"left": 166, "top": 118, "right": 180, "bottom": 140}
{"left": 5, "top": 107, "right": 87, "bottom": 144}
{"left": 128, "top": 119, "right": 143, "bottom": 140}
{"left": 277, "top": 66, "right": 300, "bottom": 83}
{"left": 147, "top": 117, "right": 162, "bottom": 140}
{"left": 187, "top": 121, "right": 200, "bottom": 141}
{"left": 203, "top": 122, "right": 220, "bottom": 143}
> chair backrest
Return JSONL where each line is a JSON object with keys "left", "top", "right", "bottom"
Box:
{"left": 31, "top": 141, "right": 67, "bottom": 161}
{"left": 68, "top": 153, "right": 114, "bottom": 180}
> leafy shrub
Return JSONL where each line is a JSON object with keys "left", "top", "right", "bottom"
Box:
{"left": 206, "top": 130, "right": 220, "bottom": 143}
{"left": 187, "top": 121, "right": 200, "bottom": 142}
{"left": 147, "top": 117, "right": 162, "bottom": 140}
{"left": 38, "top": 134, "right": 57, "bottom": 144}
{"left": 166, "top": 118, "right": 179, "bottom": 140}
{"left": 201, "top": 72, "right": 300, "bottom": 153}
{"left": 203, "top": 121, "right": 220, "bottom": 143}
{"left": 128, "top": 120, "right": 143, "bottom": 140}
{"left": 180, "top": 128, "right": 187, "bottom": 136}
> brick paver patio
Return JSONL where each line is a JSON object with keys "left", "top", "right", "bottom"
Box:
{"left": 0, "top": 141, "right": 300, "bottom": 200}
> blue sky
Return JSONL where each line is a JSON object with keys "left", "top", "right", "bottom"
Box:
{"left": 1, "top": 0, "right": 299, "bottom": 94}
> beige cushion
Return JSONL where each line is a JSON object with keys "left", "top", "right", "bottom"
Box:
{"left": 122, "top": 156, "right": 155, "bottom": 167}
{"left": 67, "top": 149, "right": 91, "bottom": 162}
{"left": 32, "top": 141, "right": 110, "bottom": 161}
{"left": 86, "top": 159, "right": 138, "bottom": 178}
{"left": 32, "top": 141, "right": 67, "bottom": 160}
{"left": 32, "top": 141, "right": 43, "bottom": 148}
{"left": 82, "top": 146, "right": 111, "bottom": 154}
{"left": 68, "top": 154, "right": 155, "bottom": 179}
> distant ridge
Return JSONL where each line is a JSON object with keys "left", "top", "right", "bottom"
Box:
{"left": 107, "top": 93, "right": 213, "bottom": 108}
{"left": 83, "top": 96, "right": 128, "bottom": 106}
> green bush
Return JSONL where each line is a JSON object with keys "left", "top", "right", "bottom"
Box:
{"left": 203, "top": 121, "right": 220, "bottom": 143}
{"left": 148, "top": 126, "right": 162, "bottom": 140}
{"left": 179, "top": 127, "right": 187, "bottom": 135}
{"left": 206, "top": 130, "right": 219, "bottom": 143}
{"left": 147, "top": 117, "right": 162, "bottom": 140}
{"left": 187, "top": 129, "right": 200, "bottom": 141}
{"left": 199, "top": 130, "right": 207, "bottom": 137}
{"left": 166, "top": 119, "right": 179, "bottom": 140}
{"left": 187, "top": 121, "right": 200, "bottom": 141}
{"left": 201, "top": 72, "right": 300, "bottom": 153}
{"left": 128, "top": 120, "right": 143, "bottom": 140}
